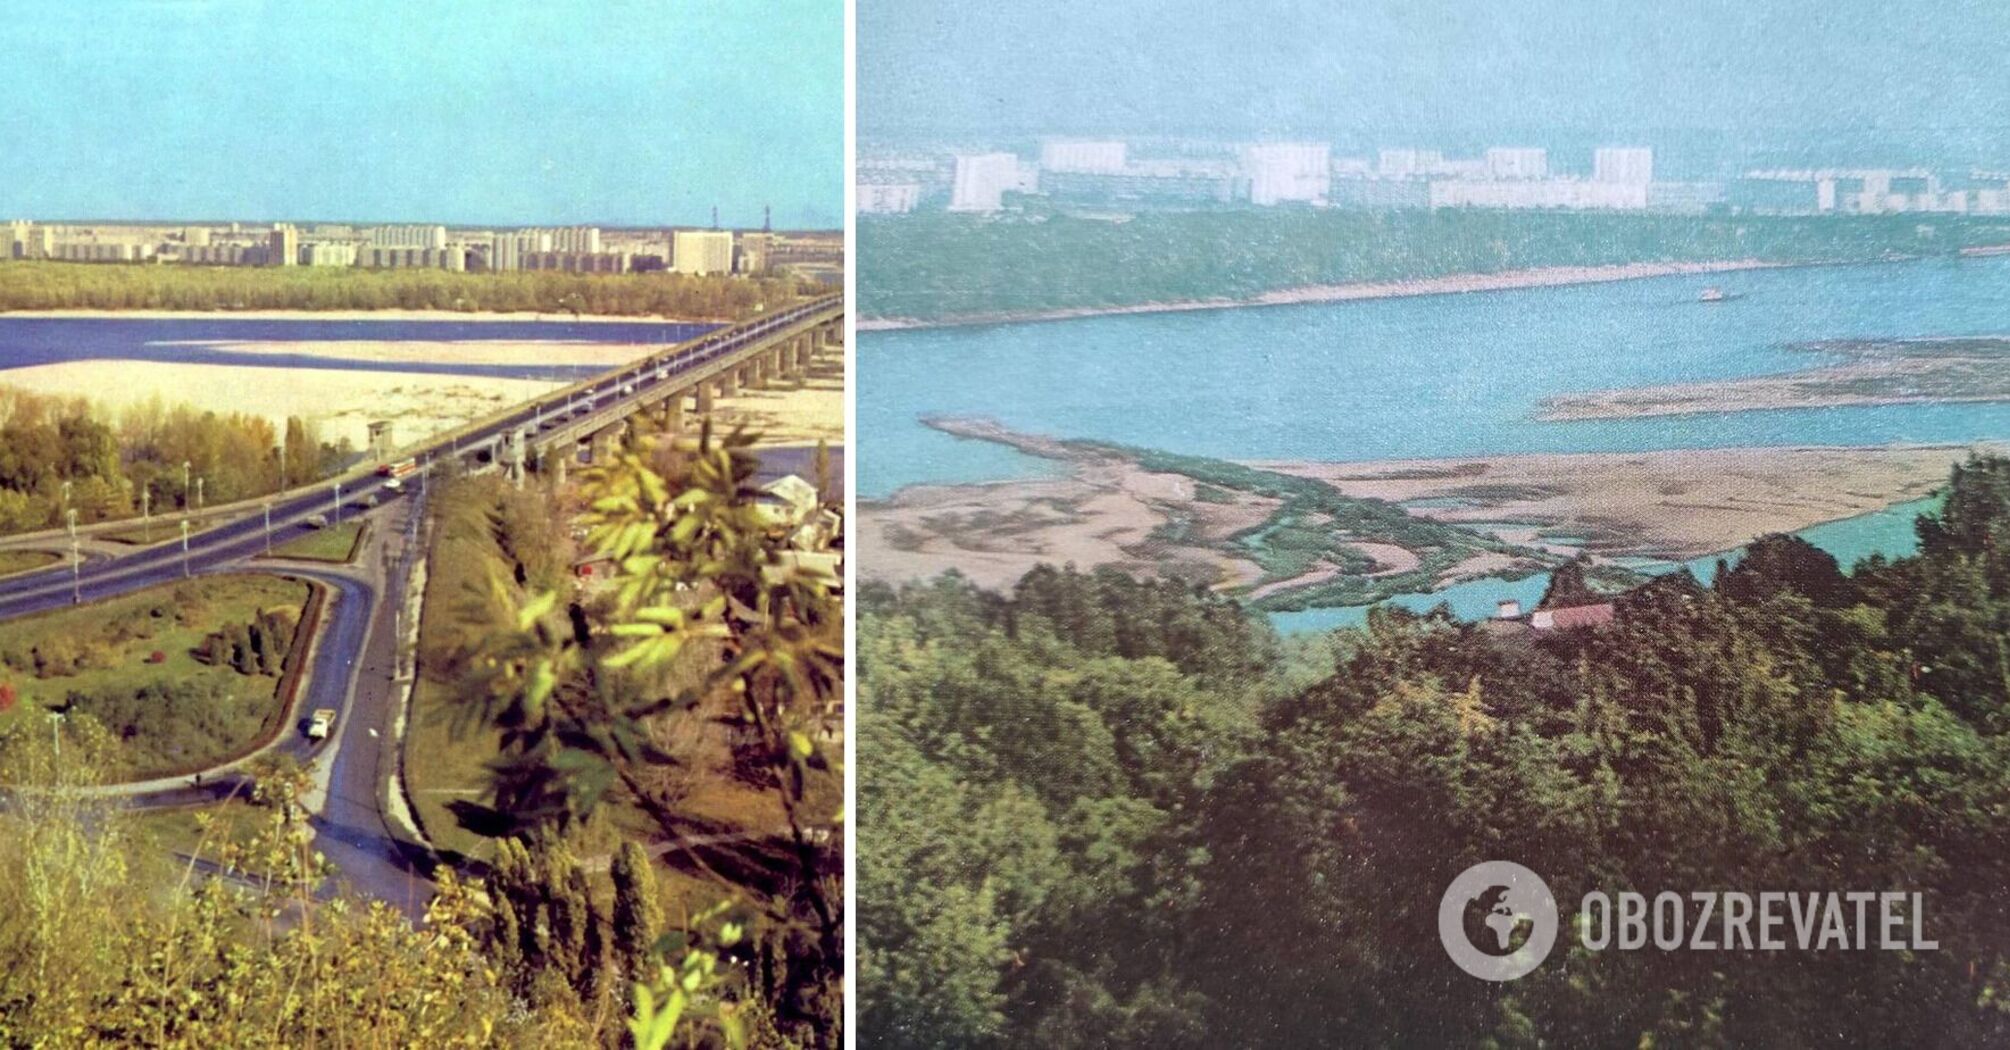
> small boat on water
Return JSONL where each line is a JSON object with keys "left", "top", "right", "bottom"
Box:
{"left": 1698, "top": 287, "right": 1744, "bottom": 303}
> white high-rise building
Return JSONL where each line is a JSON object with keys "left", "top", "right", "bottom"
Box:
{"left": 1377, "top": 149, "right": 1445, "bottom": 179}
{"left": 1594, "top": 147, "right": 1655, "bottom": 185}
{"left": 858, "top": 183, "right": 922, "bottom": 214}
{"left": 1485, "top": 147, "right": 1549, "bottom": 180}
{"left": 1039, "top": 139, "right": 1128, "bottom": 174}
{"left": 553, "top": 226, "right": 602, "bottom": 253}
{"left": 671, "top": 229, "right": 735, "bottom": 275}
{"left": 949, "top": 153, "right": 1024, "bottom": 212}
{"left": 491, "top": 232, "right": 522, "bottom": 271}
{"left": 1242, "top": 142, "right": 1331, "bottom": 206}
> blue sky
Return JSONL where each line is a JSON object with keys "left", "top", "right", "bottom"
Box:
{"left": 861, "top": 0, "right": 2010, "bottom": 165}
{"left": 0, "top": 0, "right": 842, "bottom": 228}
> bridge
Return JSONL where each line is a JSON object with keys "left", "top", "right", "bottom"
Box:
{"left": 0, "top": 291, "right": 843, "bottom": 619}
{"left": 0, "top": 293, "right": 843, "bottom": 912}
{"left": 464, "top": 294, "right": 843, "bottom": 484}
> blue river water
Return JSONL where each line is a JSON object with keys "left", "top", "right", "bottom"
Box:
{"left": 0, "top": 314, "right": 718, "bottom": 383}
{"left": 859, "top": 255, "right": 2010, "bottom": 631}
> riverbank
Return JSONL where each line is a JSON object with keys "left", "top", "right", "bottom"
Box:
{"left": 0, "top": 359, "right": 562, "bottom": 450}
{"left": 2, "top": 306, "right": 720, "bottom": 324}
{"left": 859, "top": 418, "right": 1980, "bottom": 603}
{"left": 156, "top": 337, "right": 661, "bottom": 370}
{"left": 0, "top": 354, "right": 842, "bottom": 454}
{"left": 859, "top": 259, "right": 1785, "bottom": 331}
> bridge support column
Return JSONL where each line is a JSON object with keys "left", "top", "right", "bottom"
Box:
{"left": 769, "top": 347, "right": 789, "bottom": 383}
{"left": 550, "top": 451, "right": 568, "bottom": 487}
{"left": 697, "top": 382, "right": 715, "bottom": 416}
{"left": 797, "top": 334, "right": 813, "bottom": 370}
{"left": 746, "top": 359, "right": 767, "bottom": 390}
{"left": 659, "top": 392, "right": 684, "bottom": 435}
{"left": 717, "top": 371, "right": 738, "bottom": 398}
{"left": 589, "top": 422, "right": 624, "bottom": 464}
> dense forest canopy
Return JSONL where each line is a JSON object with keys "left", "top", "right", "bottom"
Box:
{"left": 0, "top": 260, "right": 811, "bottom": 319}
{"left": 859, "top": 456, "right": 2010, "bottom": 1048}
{"left": 860, "top": 208, "right": 2010, "bottom": 320}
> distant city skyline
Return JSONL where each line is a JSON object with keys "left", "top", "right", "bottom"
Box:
{"left": 0, "top": 1, "right": 843, "bottom": 229}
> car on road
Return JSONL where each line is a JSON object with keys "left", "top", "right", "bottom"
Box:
{"left": 302, "top": 513, "right": 329, "bottom": 529}
{"left": 306, "top": 708, "right": 337, "bottom": 740}
{"left": 383, "top": 478, "right": 404, "bottom": 492}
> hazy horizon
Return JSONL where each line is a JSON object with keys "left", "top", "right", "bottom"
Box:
{"left": 861, "top": 0, "right": 2010, "bottom": 168}
{"left": 0, "top": 1, "right": 843, "bottom": 230}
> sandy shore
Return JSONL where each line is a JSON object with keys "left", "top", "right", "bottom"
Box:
{"left": 709, "top": 355, "right": 846, "bottom": 449}
{"left": 0, "top": 359, "right": 563, "bottom": 450}
{"left": 160, "top": 337, "right": 662, "bottom": 370}
{"left": 2, "top": 307, "right": 721, "bottom": 324}
{"left": 861, "top": 428, "right": 1983, "bottom": 593}
{"left": 0, "top": 355, "right": 844, "bottom": 454}
{"left": 1269, "top": 444, "right": 1984, "bottom": 558}
{"left": 859, "top": 259, "right": 1782, "bottom": 331}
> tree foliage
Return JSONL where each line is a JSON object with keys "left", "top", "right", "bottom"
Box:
{"left": 859, "top": 456, "right": 2010, "bottom": 1047}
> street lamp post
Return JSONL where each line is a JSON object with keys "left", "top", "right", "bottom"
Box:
{"left": 60, "top": 480, "right": 71, "bottom": 510}
{"left": 180, "top": 519, "right": 191, "bottom": 579}
{"left": 263, "top": 499, "right": 273, "bottom": 554}
{"left": 332, "top": 482, "right": 342, "bottom": 527}
{"left": 65, "top": 508, "right": 77, "bottom": 542}
{"left": 195, "top": 477, "right": 204, "bottom": 511}
{"left": 140, "top": 486, "right": 151, "bottom": 543}
{"left": 69, "top": 537, "right": 81, "bottom": 604}
{"left": 182, "top": 461, "right": 191, "bottom": 508}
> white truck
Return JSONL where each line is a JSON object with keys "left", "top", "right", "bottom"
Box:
{"left": 306, "top": 708, "right": 337, "bottom": 741}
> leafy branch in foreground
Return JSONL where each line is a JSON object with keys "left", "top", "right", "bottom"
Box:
{"left": 457, "top": 421, "right": 845, "bottom": 1048}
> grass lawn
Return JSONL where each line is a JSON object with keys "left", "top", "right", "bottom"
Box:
{"left": 98, "top": 521, "right": 181, "bottom": 545}
{"left": 0, "top": 574, "right": 312, "bottom": 779}
{"left": 0, "top": 549, "right": 59, "bottom": 577}
{"left": 134, "top": 797, "right": 272, "bottom": 863}
{"left": 267, "top": 520, "right": 364, "bottom": 563}
{"left": 404, "top": 676, "right": 505, "bottom": 865}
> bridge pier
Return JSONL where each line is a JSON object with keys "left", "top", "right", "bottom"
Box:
{"left": 797, "top": 334, "right": 814, "bottom": 371}
{"left": 589, "top": 422, "right": 625, "bottom": 464}
{"left": 697, "top": 381, "right": 716, "bottom": 416}
{"left": 717, "top": 371, "right": 738, "bottom": 398}
{"left": 659, "top": 390, "right": 685, "bottom": 435}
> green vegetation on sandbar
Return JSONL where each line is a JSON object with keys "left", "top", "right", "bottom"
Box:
{"left": 0, "top": 549, "right": 58, "bottom": 577}
{"left": 861, "top": 207, "right": 2010, "bottom": 320}
{"left": 1073, "top": 438, "right": 1559, "bottom": 609}
{"left": 0, "top": 258, "right": 809, "bottom": 319}
{"left": 267, "top": 519, "right": 364, "bottom": 563}
{"left": 859, "top": 455, "right": 2010, "bottom": 1047}
{"left": 0, "top": 573, "right": 310, "bottom": 778}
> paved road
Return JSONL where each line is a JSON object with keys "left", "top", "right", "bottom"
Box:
{"left": 0, "top": 298, "right": 840, "bottom": 915}
{"left": 0, "top": 295, "right": 839, "bottom": 621}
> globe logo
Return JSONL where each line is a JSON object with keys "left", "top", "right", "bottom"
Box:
{"left": 1438, "top": 861, "right": 1559, "bottom": 981}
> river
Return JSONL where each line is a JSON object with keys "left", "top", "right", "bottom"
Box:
{"left": 0, "top": 314, "right": 717, "bottom": 382}
{"left": 859, "top": 254, "right": 2010, "bottom": 629}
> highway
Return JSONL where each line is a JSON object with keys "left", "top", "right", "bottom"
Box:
{"left": 0, "top": 295, "right": 842, "bottom": 915}
{"left": 0, "top": 293, "right": 841, "bottom": 618}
